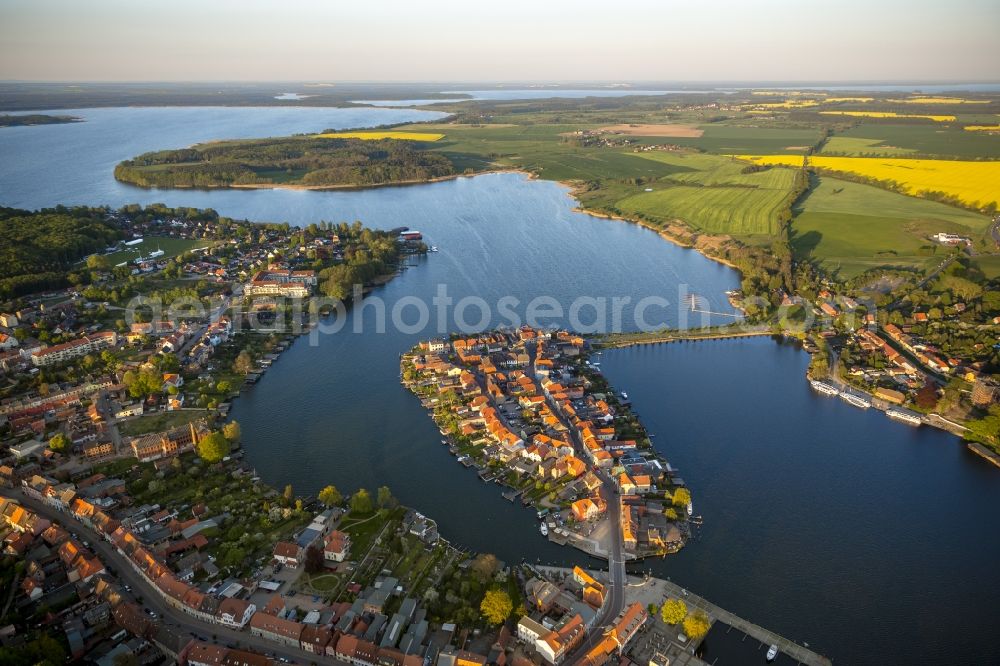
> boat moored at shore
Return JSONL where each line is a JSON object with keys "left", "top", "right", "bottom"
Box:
{"left": 887, "top": 409, "right": 922, "bottom": 426}
{"left": 810, "top": 380, "right": 840, "bottom": 397}
{"left": 840, "top": 391, "right": 872, "bottom": 409}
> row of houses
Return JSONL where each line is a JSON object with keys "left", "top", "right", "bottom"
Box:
{"left": 243, "top": 269, "right": 317, "bottom": 299}
{"left": 575, "top": 602, "right": 648, "bottom": 666}
{"left": 30, "top": 331, "right": 118, "bottom": 367}
{"left": 516, "top": 566, "right": 615, "bottom": 664}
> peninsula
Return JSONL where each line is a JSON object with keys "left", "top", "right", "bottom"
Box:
{"left": 402, "top": 328, "right": 692, "bottom": 560}
{"left": 114, "top": 134, "right": 454, "bottom": 189}
{"left": 0, "top": 113, "right": 81, "bottom": 127}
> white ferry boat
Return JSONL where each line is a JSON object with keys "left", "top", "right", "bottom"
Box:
{"left": 840, "top": 392, "right": 872, "bottom": 409}
{"left": 540, "top": 523, "right": 549, "bottom": 537}
{"left": 887, "top": 409, "right": 922, "bottom": 426}
{"left": 809, "top": 380, "right": 840, "bottom": 397}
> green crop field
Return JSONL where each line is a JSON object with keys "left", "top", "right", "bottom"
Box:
{"left": 820, "top": 136, "right": 917, "bottom": 156}
{"left": 402, "top": 121, "right": 824, "bottom": 180}
{"left": 790, "top": 175, "right": 990, "bottom": 278}
{"left": 404, "top": 122, "right": 691, "bottom": 181}
{"left": 971, "top": 255, "right": 1000, "bottom": 280}
{"left": 646, "top": 124, "right": 824, "bottom": 154}
{"left": 617, "top": 185, "right": 793, "bottom": 236}
{"left": 825, "top": 123, "right": 1000, "bottom": 158}
{"left": 595, "top": 152, "right": 801, "bottom": 236}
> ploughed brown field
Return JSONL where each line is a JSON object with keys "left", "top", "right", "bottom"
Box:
{"left": 597, "top": 123, "right": 704, "bottom": 137}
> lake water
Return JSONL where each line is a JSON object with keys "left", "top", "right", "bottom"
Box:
{"left": 0, "top": 106, "right": 447, "bottom": 210}
{"left": 1, "top": 107, "right": 998, "bottom": 665}
{"left": 354, "top": 89, "right": 719, "bottom": 106}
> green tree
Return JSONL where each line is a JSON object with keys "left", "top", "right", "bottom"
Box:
{"left": 0, "top": 633, "right": 67, "bottom": 666}
{"left": 304, "top": 544, "right": 324, "bottom": 573}
{"left": 233, "top": 350, "right": 254, "bottom": 375}
{"left": 318, "top": 485, "right": 343, "bottom": 507}
{"left": 123, "top": 368, "right": 163, "bottom": 399}
{"left": 470, "top": 553, "right": 500, "bottom": 582}
{"left": 966, "top": 405, "right": 1000, "bottom": 449}
{"left": 86, "top": 254, "right": 111, "bottom": 271}
{"left": 480, "top": 588, "right": 513, "bottom": 625}
{"left": 350, "top": 488, "right": 373, "bottom": 514}
{"left": 682, "top": 610, "right": 711, "bottom": 640}
{"left": 671, "top": 487, "right": 692, "bottom": 508}
{"left": 48, "top": 432, "right": 70, "bottom": 452}
{"left": 196, "top": 430, "right": 229, "bottom": 463}
{"left": 222, "top": 420, "right": 241, "bottom": 442}
{"left": 377, "top": 485, "right": 396, "bottom": 509}
{"left": 661, "top": 598, "right": 687, "bottom": 625}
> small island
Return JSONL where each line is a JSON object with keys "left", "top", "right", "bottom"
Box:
{"left": 402, "top": 327, "right": 693, "bottom": 561}
{"left": 0, "top": 113, "right": 82, "bottom": 127}
{"left": 114, "top": 132, "right": 455, "bottom": 189}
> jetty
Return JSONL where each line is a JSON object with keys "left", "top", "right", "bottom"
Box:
{"left": 595, "top": 325, "right": 776, "bottom": 349}
{"left": 967, "top": 442, "right": 1000, "bottom": 469}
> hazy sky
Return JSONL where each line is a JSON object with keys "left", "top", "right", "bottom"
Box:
{"left": 1, "top": 0, "right": 998, "bottom": 82}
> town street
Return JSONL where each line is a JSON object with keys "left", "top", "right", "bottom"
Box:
{"left": 3, "top": 489, "right": 346, "bottom": 665}
{"left": 524, "top": 342, "right": 627, "bottom": 663}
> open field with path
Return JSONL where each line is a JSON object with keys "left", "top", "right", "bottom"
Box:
{"left": 790, "top": 176, "right": 989, "bottom": 278}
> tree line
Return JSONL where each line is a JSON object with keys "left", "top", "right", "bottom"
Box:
{"left": 115, "top": 137, "right": 455, "bottom": 189}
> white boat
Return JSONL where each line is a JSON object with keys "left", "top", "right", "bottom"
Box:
{"left": 809, "top": 380, "right": 840, "bottom": 397}
{"left": 887, "top": 409, "right": 922, "bottom": 426}
{"left": 686, "top": 501, "right": 693, "bottom": 517}
{"left": 766, "top": 644, "right": 778, "bottom": 661}
{"left": 840, "top": 392, "right": 872, "bottom": 409}
{"left": 429, "top": 246, "right": 439, "bottom": 252}
{"left": 540, "top": 523, "right": 549, "bottom": 537}
{"left": 620, "top": 391, "right": 629, "bottom": 400}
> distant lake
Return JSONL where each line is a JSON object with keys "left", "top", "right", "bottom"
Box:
{"left": 274, "top": 92, "right": 315, "bottom": 101}
{"left": 737, "top": 82, "right": 1000, "bottom": 93}
{"left": 354, "top": 89, "right": 720, "bottom": 106}
{"left": 1, "top": 106, "right": 998, "bottom": 666}
{"left": 0, "top": 105, "right": 447, "bottom": 210}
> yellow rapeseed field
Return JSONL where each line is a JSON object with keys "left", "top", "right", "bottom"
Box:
{"left": 889, "top": 96, "right": 989, "bottom": 104}
{"left": 819, "top": 111, "right": 956, "bottom": 122}
{"left": 746, "top": 100, "right": 820, "bottom": 110}
{"left": 315, "top": 131, "right": 444, "bottom": 141}
{"left": 732, "top": 155, "right": 1000, "bottom": 208}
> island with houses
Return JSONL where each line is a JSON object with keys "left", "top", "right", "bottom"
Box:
{"left": 401, "top": 327, "right": 694, "bottom": 561}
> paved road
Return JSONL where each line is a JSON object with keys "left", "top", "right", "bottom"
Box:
{"left": 4, "top": 489, "right": 343, "bottom": 665}
{"left": 94, "top": 390, "right": 124, "bottom": 454}
{"left": 524, "top": 342, "right": 627, "bottom": 662}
